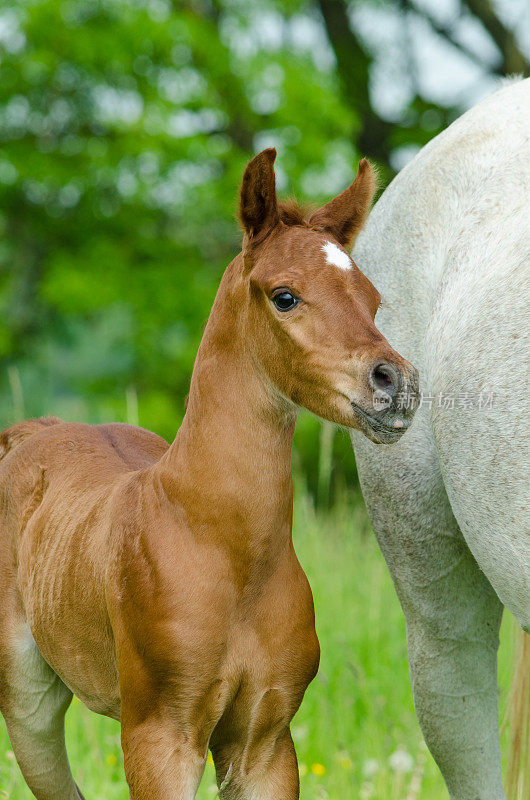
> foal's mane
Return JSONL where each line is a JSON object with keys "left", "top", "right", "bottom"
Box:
{"left": 277, "top": 198, "right": 316, "bottom": 227}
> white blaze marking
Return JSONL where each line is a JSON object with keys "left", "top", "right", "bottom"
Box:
{"left": 322, "top": 241, "right": 352, "bottom": 271}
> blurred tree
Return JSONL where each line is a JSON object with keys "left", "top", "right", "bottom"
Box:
{"left": 317, "top": 0, "right": 528, "bottom": 169}
{"left": 0, "top": 0, "right": 527, "bottom": 502}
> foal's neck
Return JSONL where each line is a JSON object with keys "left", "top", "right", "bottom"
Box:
{"left": 157, "top": 258, "right": 297, "bottom": 555}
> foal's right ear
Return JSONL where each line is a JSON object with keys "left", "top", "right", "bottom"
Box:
{"left": 308, "top": 159, "right": 376, "bottom": 249}
{"left": 239, "top": 148, "right": 280, "bottom": 245}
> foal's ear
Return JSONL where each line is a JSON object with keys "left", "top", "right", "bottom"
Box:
{"left": 239, "top": 148, "right": 280, "bottom": 244}
{"left": 308, "top": 159, "right": 376, "bottom": 249}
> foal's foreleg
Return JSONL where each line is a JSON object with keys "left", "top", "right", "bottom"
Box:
{"left": 211, "top": 728, "right": 300, "bottom": 800}
{"left": 118, "top": 657, "right": 209, "bottom": 800}
{"left": 121, "top": 713, "right": 207, "bottom": 800}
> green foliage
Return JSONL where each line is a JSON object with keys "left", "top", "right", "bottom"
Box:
{"left": 0, "top": 0, "right": 358, "bottom": 472}
{"left": 0, "top": 0, "right": 359, "bottom": 493}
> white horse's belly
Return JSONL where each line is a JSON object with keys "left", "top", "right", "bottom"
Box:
{"left": 427, "top": 212, "right": 530, "bottom": 627}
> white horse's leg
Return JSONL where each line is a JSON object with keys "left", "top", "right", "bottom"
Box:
{"left": 353, "top": 423, "right": 505, "bottom": 800}
{"left": 0, "top": 623, "right": 84, "bottom": 800}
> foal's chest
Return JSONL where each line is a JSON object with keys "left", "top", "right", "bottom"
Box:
{"left": 201, "top": 609, "right": 320, "bottom": 756}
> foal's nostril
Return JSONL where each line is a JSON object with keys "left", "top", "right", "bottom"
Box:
{"left": 369, "top": 362, "right": 399, "bottom": 397}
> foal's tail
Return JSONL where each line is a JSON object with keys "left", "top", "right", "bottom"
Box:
{"left": 0, "top": 416, "right": 62, "bottom": 461}
{"left": 505, "top": 626, "right": 530, "bottom": 799}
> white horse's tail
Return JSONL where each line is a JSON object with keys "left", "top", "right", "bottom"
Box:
{"left": 505, "top": 628, "right": 530, "bottom": 799}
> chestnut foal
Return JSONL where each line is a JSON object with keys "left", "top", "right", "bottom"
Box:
{"left": 0, "top": 150, "right": 418, "bottom": 800}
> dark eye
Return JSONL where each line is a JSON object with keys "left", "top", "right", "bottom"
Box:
{"left": 271, "top": 290, "right": 299, "bottom": 312}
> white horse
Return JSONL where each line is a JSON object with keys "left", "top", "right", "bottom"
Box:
{"left": 352, "top": 78, "right": 530, "bottom": 800}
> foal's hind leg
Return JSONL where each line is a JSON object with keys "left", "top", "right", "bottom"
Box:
{"left": 0, "top": 624, "right": 84, "bottom": 800}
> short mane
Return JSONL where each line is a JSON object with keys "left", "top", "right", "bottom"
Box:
{"left": 278, "top": 198, "right": 315, "bottom": 227}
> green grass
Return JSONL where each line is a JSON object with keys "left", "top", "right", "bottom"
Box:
{"left": 0, "top": 485, "right": 515, "bottom": 800}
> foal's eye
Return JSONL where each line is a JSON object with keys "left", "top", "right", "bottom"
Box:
{"left": 271, "top": 290, "right": 300, "bottom": 312}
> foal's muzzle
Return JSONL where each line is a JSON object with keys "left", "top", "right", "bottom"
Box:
{"left": 353, "top": 360, "right": 420, "bottom": 443}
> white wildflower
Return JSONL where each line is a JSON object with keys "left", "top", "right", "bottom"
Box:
{"left": 389, "top": 747, "right": 414, "bottom": 773}
{"left": 362, "top": 758, "right": 380, "bottom": 778}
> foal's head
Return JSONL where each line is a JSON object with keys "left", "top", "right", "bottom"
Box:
{"left": 236, "top": 148, "right": 419, "bottom": 444}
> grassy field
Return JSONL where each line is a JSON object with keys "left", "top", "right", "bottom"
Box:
{"left": 0, "top": 484, "right": 515, "bottom": 800}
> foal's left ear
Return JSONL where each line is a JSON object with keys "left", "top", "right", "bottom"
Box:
{"left": 308, "top": 159, "right": 376, "bottom": 249}
{"left": 239, "top": 148, "right": 280, "bottom": 244}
